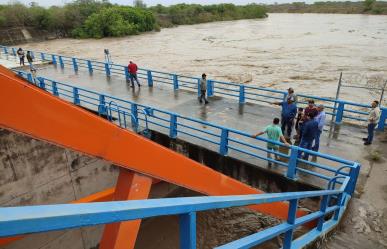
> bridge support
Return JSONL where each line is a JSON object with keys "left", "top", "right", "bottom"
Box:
{"left": 99, "top": 169, "right": 153, "bottom": 249}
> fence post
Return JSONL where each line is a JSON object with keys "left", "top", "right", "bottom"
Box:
{"left": 73, "top": 87, "right": 80, "bottom": 105}
{"left": 333, "top": 193, "right": 344, "bottom": 221}
{"left": 173, "top": 74, "right": 179, "bottom": 90}
{"left": 3, "top": 46, "right": 7, "bottom": 54}
{"left": 283, "top": 199, "right": 298, "bottom": 249}
{"left": 87, "top": 60, "right": 93, "bottom": 73}
{"left": 317, "top": 195, "right": 329, "bottom": 231}
{"left": 335, "top": 101, "right": 345, "bottom": 124}
{"left": 105, "top": 63, "right": 111, "bottom": 77}
{"left": 179, "top": 212, "right": 196, "bottom": 249}
{"left": 41, "top": 53, "right": 45, "bottom": 61}
{"left": 124, "top": 66, "right": 130, "bottom": 81}
{"left": 147, "top": 70, "right": 153, "bottom": 87}
{"left": 286, "top": 146, "right": 298, "bottom": 180}
{"left": 197, "top": 78, "right": 201, "bottom": 97}
{"left": 239, "top": 85, "right": 245, "bottom": 104}
{"left": 52, "top": 81, "right": 59, "bottom": 96}
{"left": 131, "top": 103, "right": 138, "bottom": 131}
{"left": 11, "top": 47, "right": 16, "bottom": 56}
{"left": 59, "top": 56, "right": 64, "bottom": 68}
{"left": 27, "top": 73, "right": 33, "bottom": 83}
{"left": 51, "top": 55, "right": 57, "bottom": 65}
{"left": 37, "top": 77, "right": 46, "bottom": 90}
{"left": 72, "top": 58, "right": 78, "bottom": 72}
{"left": 169, "top": 114, "right": 178, "bottom": 138}
{"left": 377, "top": 107, "right": 386, "bottom": 131}
{"left": 348, "top": 163, "right": 360, "bottom": 196}
{"left": 219, "top": 128, "right": 229, "bottom": 156}
{"left": 98, "top": 95, "right": 107, "bottom": 115}
{"left": 207, "top": 80, "right": 214, "bottom": 97}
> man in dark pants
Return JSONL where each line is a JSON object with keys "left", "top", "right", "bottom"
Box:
{"left": 363, "top": 100, "right": 381, "bottom": 145}
{"left": 273, "top": 98, "right": 297, "bottom": 139}
{"left": 199, "top": 73, "right": 209, "bottom": 104}
{"left": 298, "top": 112, "right": 319, "bottom": 160}
{"left": 128, "top": 61, "right": 140, "bottom": 88}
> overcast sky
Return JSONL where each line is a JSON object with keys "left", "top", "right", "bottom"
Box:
{"left": 0, "top": 0, "right": 360, "bottom": 7}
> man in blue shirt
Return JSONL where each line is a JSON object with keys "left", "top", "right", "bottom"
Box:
{"left": 274, "top": 98, "right": 297, "bottom": 139}
{"left": 312, "top": 105, "right": 326, "bottom": 152}
{"left": 298, "top": 112, "right": 319, "bottom": 160}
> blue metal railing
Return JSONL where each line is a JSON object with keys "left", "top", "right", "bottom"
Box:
{"left": 0, "top": 174, "right": 354, "bottom": 249}
{"left": 16, "top": 70, "right": 360, "bottom": 192}
{"left": 0, "top": 44, "right": 385, "bottom": 130}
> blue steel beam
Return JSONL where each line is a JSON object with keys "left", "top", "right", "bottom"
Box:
{"left": 0, "top": 190, "right": 341, "bottom": 238}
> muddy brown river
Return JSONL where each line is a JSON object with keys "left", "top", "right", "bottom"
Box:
{"left": 21, "top": 13, "right": 387, "bottom": 104}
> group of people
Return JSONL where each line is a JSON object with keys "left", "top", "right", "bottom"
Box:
{"left": 252, "top": 87, "right": 381, "bottom": 165}
{"left": 16, "top": 48, "right": 35, "bottom": 71}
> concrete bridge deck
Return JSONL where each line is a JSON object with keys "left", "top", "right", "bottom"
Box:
{"left": 1, "top": 53, "right": 379, "bottom": 190}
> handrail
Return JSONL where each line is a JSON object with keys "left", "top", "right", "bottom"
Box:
{"left": 15, "top": 70, "right": 361, "bottom": 191}
{"left": 1, "top": 44, "right": 385, "bottom": 130}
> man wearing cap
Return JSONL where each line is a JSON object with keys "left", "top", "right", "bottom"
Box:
{"left": 363, "top": 100, "right": 381, "bottom": 145}
{"left": 312, "top": 104, "right": 326, "bottom": 152}
{"left": 199, "top": 73, "right": 209, "bottom": 104}
{"left": 285, "top": 88, "right": 298, "bottom": 103}
{"left": 273, "top": 98, "right": 297, "bottom": 139}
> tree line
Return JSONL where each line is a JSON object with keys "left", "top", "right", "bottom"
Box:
{"left": 0, "top": 0, "right": 267, "bottom": 39}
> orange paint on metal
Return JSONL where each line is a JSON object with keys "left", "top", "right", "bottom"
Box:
{"left": 100, "top": 170, "right": 153, "bottom": 249}
{"left": 0, "top": 66, "right": 310, "bottom": 226}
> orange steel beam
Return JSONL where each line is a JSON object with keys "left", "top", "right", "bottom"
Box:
{"left": 100, "top": 170, "right": 153, "bottom": 249}
{"left": 0, "top": 66, "right": 309, "bottom": 224}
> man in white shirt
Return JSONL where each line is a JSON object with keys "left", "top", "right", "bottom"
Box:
{"left": 363, "top": 100, "right": 381, "bottom": 145}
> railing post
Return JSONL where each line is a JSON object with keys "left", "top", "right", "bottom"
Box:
{"left": 169, "top": 114, "right": 178, "bottom": 138}
{"left": 37, "top": 77, "right": 46, "bottom": 90}
{"left": 334, "top": 193, "right": 344, "bottom": 221}
{"left": 72, "top": 57, "right": 78, "bottom": 71}
{"left": 286, "top": 146, "right": 298, "bottom": 180}
{"left": 131, "top": 103, "right": 139, "bottom": 131}
{"left": 197, "top": 78, "right": 201, "bottom": 97}
{"left": 98, "top": 95, "right": 107, "bottom": 115}
{"left": 26, "top": 73, "right": 33, "bottom": 83}
{"left": 73, "top": 87, "right": 80, "bottom": 105}
{"left": 377, "top": 107, "right": 386, "bottom": 131}
{"left": 219, "top": 128, "right": 229, "bottom": 156}
{"left": 87, "top": 60, "right": 93, "bottom": 74}
{"left": 51, "top": 55, "right": 57, "bottom": 65}
{"left": 147, "top": 70, "right": 153, "bottom": 87}
{"left": 317, "top": 195, "right": 329, "bottom": 231}
{"left": 11, "top": 47, "right": 16, "bottom": 56}
{"left": 335, "top": 100, "right": 345, "bottom": 124}
{"left": 348, "top": 163, "right": 360, "bottom": 196}
{"left": 283, "top": 199, "right": 298, "bottom": 249}
{"left": 3, "top": 46, "right": 7, "bottom": 54}
{"left": 124, "top": 66, "right": 130, "bottom": 81}
{"left": 58, "top": 56, "right": 64, "bottom": 68}
{"left": 52, "top": 81, "right": 59, "bottom": 96}
{"left": 173, "top": 74, "right": 179, "bottom": 90}
{"left": 179, "top": 212, "right": 196, "bottom": 249}
{"left": 105, "top": 63, "right": 111, "bottom": 77}
{"left": 41, "top": 53, "right": 45, "bottom": 61}
{"left": 239, "top": 85, "right": 245, "bottom": 104}
{"left": 207, "top": 80, "right": 214, "bottom": 97}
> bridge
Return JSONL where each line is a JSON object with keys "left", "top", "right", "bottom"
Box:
{"left": 0, "top": 45, "right": 385, "bottom": 249}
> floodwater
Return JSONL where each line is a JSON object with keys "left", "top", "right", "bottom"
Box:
{"left": 22, "top": 13, "right": 387, "bottom": 104}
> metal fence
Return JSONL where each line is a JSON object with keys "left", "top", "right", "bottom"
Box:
{"left": 0, "top": 45, "right": 385, "bottom": 130}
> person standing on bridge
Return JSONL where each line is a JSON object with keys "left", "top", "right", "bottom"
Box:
{"left": 199, "top": 73, "right": 209, "bottom": 104}
{"left": 128, "top": 61, "right": 140, "bottom": 88}
{"left": 363, "top": 100, "right": 381, "bottom": 145}
{"left": 298, "top": 112, "right": 318, "bottom": 160}
{"left": 26, "top": 51, "right": 36, "bottom": 72}
{"left": 285, "top": 87, "right": 298, "bottom": 103}
{"left": 273, "top": 98, "right": 297, "bottom": 139}
{"left": 252, "top": 118, "right": 290, "bottom": 166}
{"left": 312, "top": 104, "right": 326, "bottom": 152}
{"left": 17, "top": 48, "right": 25, "bottom": 66}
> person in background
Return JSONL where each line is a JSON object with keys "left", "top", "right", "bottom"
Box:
{"left": 128, "top": 61, "right": 140, "bottom": 88}
{"left": 17, "top": 48, "right": 25, "bottom": 66}
{"left": 26, "top": 51, "right": 36, "bottom": 72}
{"left": 363, "top": 100, "right": 381, "bottom": 145}
{"left": 252, "top": 117, "right": 290, "bottom": 166}
{"left": 199, "top": 73, "right": 209, "bottom": 104}
{"left": 304, "top": 100, "right": 318, "bottom": 118}
{"left": 273, "top": 98, "right": 297, "bottom": 139}
{"left": 298, "top": 112, "right": 319, "bottom": 160}
{"left": 294, "top": 107, "right": 304, "bottom": 143}
{"left": 312, "top": 104, "right": 326, "bottom": 152}
{"left": 285, "top": 87, "right": 298, "bottom": 103}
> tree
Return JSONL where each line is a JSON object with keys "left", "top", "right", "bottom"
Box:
{"left": 364, "top": 0, "right": 376, "bottom": 12}
{"left": 134, "top": 0, "right": 146, "bottom": 8}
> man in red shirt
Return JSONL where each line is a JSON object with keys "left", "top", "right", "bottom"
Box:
{"left": 128, "top": 61, "right": 140, "bottom": 88}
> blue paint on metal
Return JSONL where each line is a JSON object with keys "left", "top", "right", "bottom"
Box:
{"left": 41, "top": 53, "right": 45, "bottom": 61}
{"left": 377, "top": 107, "right": 387, "bottom": 130}
{"left": 197, "top": 78, "right": 201, "bottom": 97}
{"left": 335, "top": 101, "right": 345, "bottom": 123}
{"left": 72, "top": 58, "right": 78, "bottom": 71}
{"left": 59, "top": 56, "right": 64, "bottom": 68}
{"left": 105, "top": 63, "right": 111, "bottom": 77}
{"left": 11, "top": 47, "right": 16, "bottom": 56}
{"left": 52, "top": 81, "right": 59, "bottom": 96}
{"left": 219, "top": 129, "right": 229, "bottom": 156}
{"left": 2, "top": 46, "right": 7, "bottom": 54}
{"left": 27, "top": 73, "right": 33, "bottom": 83}
{"left": 239, "top": 85, "right": 245, "bottom": 104}
{"left": 147, "top": 70, "right": 153, "bottom": 87}
{"left": 87, "top": 60, "right": 93, "bottom": 73}
{"left": 170, "top": 114, "right": 178, "bottom": 138}
{"left": 173, "top": 74, "right": 179, "bottom": 90}
{"left": 317, "top": 195, "right": 329, "bottom": 231}
{"left": 73, "top": 87, "right": 80, "bottom": 105}
{"left": 286, "top": 146, "right": 298, "bottom": 180}
{"left": 207, "top": 80, "right": 214, "bottom": 97}
{"left": 98, "top": 95, "right": 107, "bottom": 115}
{"left": 283, "top": 199, "right": 298, "bottom": 249}
{"left": 124, "top": 66, "right": 130, "bottom": 81}
{"left": 51, "top": 54, "right": 57, "bottom": 65}
{"left": 179, "top": 212, "right": 196, "bottom": 249}
{"left": 37, "top": 77, "right": 46, "bottom": 90}
{"left": 131, "top": 103, "right": 138, "bottom": 131}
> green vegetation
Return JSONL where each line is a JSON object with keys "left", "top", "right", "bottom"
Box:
{"left": 0, "top": 0, "right": 267, "bottom": 39}
{"left": 266, "top": 1, "right": 387, "bottom": 15}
